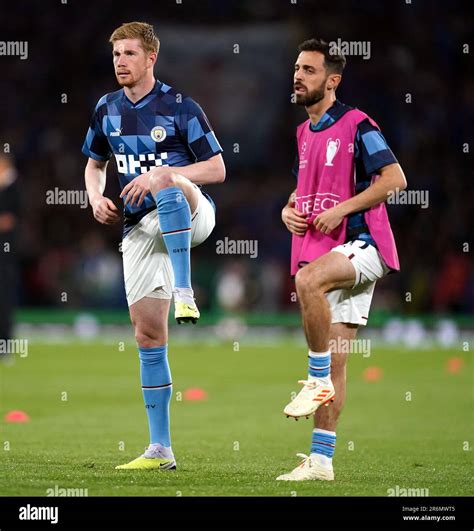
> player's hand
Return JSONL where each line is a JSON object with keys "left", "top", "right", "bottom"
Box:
{"left": 282, "top": 204, "right": 308, "bottom": 236}
{"left": 120, "top": 173, "right": 151, "bottom": 207}
{"left": 313, "top": 205, "right": 345, "bottom": 234}
{"left": 91, "top": 196, "right": 121, "bottom": 225}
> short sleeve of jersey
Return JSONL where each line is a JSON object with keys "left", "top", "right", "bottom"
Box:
{"left": 176, "top": 98, "right": 223, "bottom": 162}
{"left": 82, "top": 99, "right": 112, "bottom": 161}
{"left": 354, "top": 119, "right": 397, "bottom": 176}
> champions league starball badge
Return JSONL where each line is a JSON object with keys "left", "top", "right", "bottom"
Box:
{"left": 325, "top": 138, "right": 340, "bottom": 166}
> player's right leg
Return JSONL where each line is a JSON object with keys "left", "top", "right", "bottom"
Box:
{"left": 115, "top": 296, "right": 176, "bottom": 471}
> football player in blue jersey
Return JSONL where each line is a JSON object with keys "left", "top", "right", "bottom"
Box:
{"left": 82, "top": 22, "right": 225, "bottom": 470}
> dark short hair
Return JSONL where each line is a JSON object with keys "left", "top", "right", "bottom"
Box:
{"left": 297, "top": 38, "right": 346, "bottom": 74}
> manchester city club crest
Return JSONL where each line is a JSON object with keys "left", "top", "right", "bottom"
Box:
{"left": 151, "top": 125, "right": 167, "bottom": 142}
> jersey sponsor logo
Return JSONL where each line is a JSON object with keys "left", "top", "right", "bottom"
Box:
{"left": 114, "top": 153, "right": 169, "bottom": 174}
{"left": 296, "top": 192, "right": 341, "bottom": 216}
{"left": 151, "top": 126, "right": 167, "bottom": 142}
{"left": 325, "top": 138, "right": 340, "bottom": 166}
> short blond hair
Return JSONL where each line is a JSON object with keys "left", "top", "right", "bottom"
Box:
{"left": 109, "top": 21, "right": 160, "bottom": 55}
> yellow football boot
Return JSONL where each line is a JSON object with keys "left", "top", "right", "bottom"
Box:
{"left": 115, "top": 454, "right": 176, "bottom": 471}
{"left": 174, "top": 300, "right": 200, "bottom": 325}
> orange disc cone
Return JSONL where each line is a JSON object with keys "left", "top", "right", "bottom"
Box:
{"left": 5, "top": 410, "right": 30, "bottom": 423}
{"left": 363, "top": 366, "right": 383, "bottom": 382}
{"left": 184, "top": 388, "right": 208, "bottom": 401}
{"left": 446, "top": 357, "right": 464, "bottom": 374}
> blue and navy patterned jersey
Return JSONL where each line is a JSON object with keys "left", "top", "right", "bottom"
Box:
{"left": 82, "top": 80, "right": 223, "bottom": 235}
{"left": 292, "top": 100, "right": 397, "bottom": 247}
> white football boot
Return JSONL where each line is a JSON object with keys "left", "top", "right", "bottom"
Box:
{"left": 284, "top": 379, "right": 335, "bottom": 419}
{"left": 276, "top": 453, "right": 334, "bottom": 481}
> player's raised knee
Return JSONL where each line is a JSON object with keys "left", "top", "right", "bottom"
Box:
{"left": 295, "top": 266, "right": 311, "bottom": 292}
{"left": 295, "top": 264, "right": 330, "bottom": 293}
{"left": 149, "top": 170, "right": 182, "bottom": 195}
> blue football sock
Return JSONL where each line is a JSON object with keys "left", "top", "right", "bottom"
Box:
{"left": 138, "top": 345, "right": 172, "bottom": 447}
{"left": 156, "top": 187, "right": 191, "bottom": 289}
{"left": 311, "top": 428, "right": 336, "bottom": 459}
{"left": 308, "top": 350, "right": 331, "bottom": 379}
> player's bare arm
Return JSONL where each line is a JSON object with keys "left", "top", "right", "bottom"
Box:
{"left": 84, "top": 157, "right": 120, "bottom": 224}
{"left": 314, "top": 163, "right": 407, "bottom": 234}
{"left": 120, "top": 153, "right": 225, "bottom": 207}
{"left": 158, "top": 153, "right": 226, "bottom": 185}
{"left": 281, "top": 189, "right": 308, "bottom": 236}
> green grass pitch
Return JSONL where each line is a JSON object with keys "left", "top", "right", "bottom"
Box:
{"left": 0, "top": 340, "right": 472, "bottom": 496}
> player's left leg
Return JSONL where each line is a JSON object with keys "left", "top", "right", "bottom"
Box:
{"left": 149, "top": 171, "right": 201, "bottom": 324}
{"left": 277, "top": 323, "right": 356, "bottom": 481}
{"left": 115, "top": 296, "right": 176, "bottom": 471}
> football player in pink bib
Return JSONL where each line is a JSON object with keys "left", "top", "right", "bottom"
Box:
{"left": 277, "top": 38, "right": 407, "bottom": 481}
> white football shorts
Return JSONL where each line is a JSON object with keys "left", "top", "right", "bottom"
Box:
{"left": 327, "top": 239, "right": 391, "bottom": 326}
{"left": 122, "top": 186, "right": 215, "bottom": 306}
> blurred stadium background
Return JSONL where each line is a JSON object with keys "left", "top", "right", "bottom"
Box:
{"left": 0, "top": 0, "right": 472, "bottom": 346}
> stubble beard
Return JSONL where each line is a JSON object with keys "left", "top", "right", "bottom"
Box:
{"left": 295, "top": 80, "right": 327, "bottom": 107}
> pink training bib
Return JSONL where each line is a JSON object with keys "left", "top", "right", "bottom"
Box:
{"left": 290, "top": 108, "right": 400, "bottom": 276}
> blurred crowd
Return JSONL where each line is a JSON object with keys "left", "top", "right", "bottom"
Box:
{"left": 0, "top": 0, "right": 472, "bottom": 323}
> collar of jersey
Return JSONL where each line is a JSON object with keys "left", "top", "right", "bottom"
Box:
{"left": 308, "top": 99, "right": 352, "bottom": 132}
{"left": 122, "top": 80, "right": 162, "bottom": 109}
